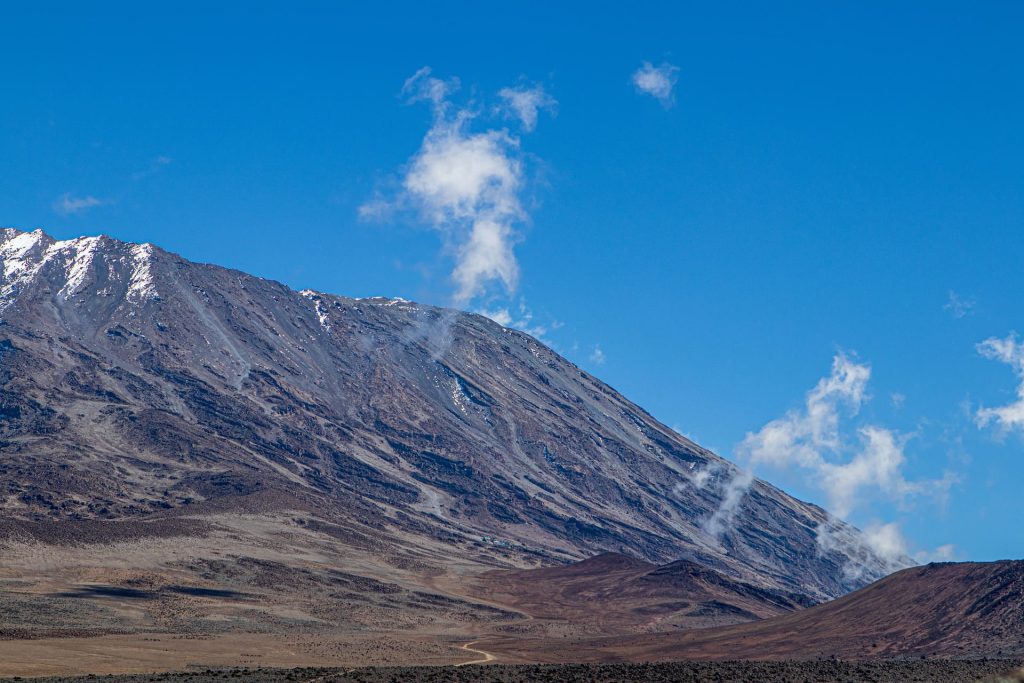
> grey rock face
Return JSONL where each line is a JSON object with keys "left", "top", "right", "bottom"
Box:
{"left": 0, "top": 228, "right": 903, "bottom": 600}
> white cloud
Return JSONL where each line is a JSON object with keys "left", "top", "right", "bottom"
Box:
{"left": 861, "top": 521, "right": 909, "bottom": 565}
{"left": 402, "top": 119, "right": 522, "bottom": 304}
{"left": 856, "top": 523, "right": 955, "bottom": 572}
{"left": 478, "top": 300, "right": 553, "bottom": 341}
{"left": 891, "top": 392, "right": 906, "bottom": 409}
{"left": 480, "top": 308, "right": 513, "bottom": 326}
{"left": 742, "top": 353, "right": 870, "bottom": 472}
{"left": 976, "top": 333, "right": 1024, "bottom": 433}
{"left": 402, "top": 66, "right": 459, "bottom": 108}
{"left": 690, "top": 465, "right": 715, "bottom": 490}
{"left": 667, "top": 458, "right": 741, "bottom": 532}
{"left": 814, "top": 520, "right": 906, "bottom": 581}
{"left": 363, "top": 67, "right": 550, "bottom": 305}
{"left": 702, "top": 353, "right": 953, "bottom": 567}
{"left": 672, "top": 460, "right": 722, "bottom": 497}
{"left": 53, "top": 193, "right": 106, "bottom": 216}
{"left": 498, "top": 85, "right": 557, "bottom": 132}
{"left": 915, "top": 543, "right": 957, "bottom": 564}
{"left": 449, "top": 216, "right": 519, "bottom": 302}
{"left": 589, "top": 345, "right": 606, "bottom": 365}
{"left": 944, "top": 290, "right": 975, "bottom": 319}
{"left": 741, "top": 354, "right": 950, "bottom": 519}
{"left": 703, "top": 467, "right": 753, "bottom": 540}
{"left": 357, "top": 196, "right": 393, "bottom": 221}
{"left": 632, "top": 61, "right": 680, "bottom": 107}
{"left": 819, "top": 427, "right": 921, "bottom": 519}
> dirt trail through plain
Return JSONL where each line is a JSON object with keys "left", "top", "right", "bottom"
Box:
{"left": 454, "top": 641, "right": 496, "bottom": 666}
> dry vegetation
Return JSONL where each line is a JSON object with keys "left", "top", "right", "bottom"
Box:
{"left": 9, "top": 660, "right": 1024, "bottom": 683}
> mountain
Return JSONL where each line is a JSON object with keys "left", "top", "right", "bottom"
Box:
{"left": 483, "top": 560, "right": 1024, "bottom": 663}
{"left": 1, "top": 228, "right": 901, "bottom": 602}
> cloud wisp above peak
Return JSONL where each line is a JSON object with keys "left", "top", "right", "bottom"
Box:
{"left": 405, "top": 127, "right": 523, "bottom": 303}
{"left": 976, "top": 333, "right": 1024, "bottom": 434}
{"left": 632, "top": 60, "right": 680, "bottom": 107}
{"left": 52, "top": 157, "right": 170, "bottom": 217}
{"left": 479, "top": 300, "right": 556, "bottom": 342}
{"left": 362, "top": 67, "right": 552, "bottom": 306}
{"left": 53, "top": 193, "right": 107, "bottom": 216}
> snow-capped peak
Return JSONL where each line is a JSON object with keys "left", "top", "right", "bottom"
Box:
{"left": 1, "top": 229, "right": 52, "bottom": 280}
{"left": 0, "top": 229, "right": 161, "bottom": 313}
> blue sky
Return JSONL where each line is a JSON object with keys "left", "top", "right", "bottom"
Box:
{"left": 3, "top": 2, "right": 1024, "bottom": 563}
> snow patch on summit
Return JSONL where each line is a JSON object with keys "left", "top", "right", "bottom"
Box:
{"left": 127, "top": 243, "right": 160, "bottom": 302}
{"left": 58, "top": 236, "right": 103, "bottom": 298}
{"left": 1, "top": 229, "right": 52, "bottom": 309}
{"left": 1, "top": 229, "right": 47, "bottom": 281}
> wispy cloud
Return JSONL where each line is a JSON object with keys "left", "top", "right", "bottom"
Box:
{"left": 481, "top": 308, "right": 513, "bottom": 327}
{"left": 357, "top": 197, "right": 393, "bottom": 221}
{"left": 704, "top": 353, "right": 954, "bottom": 567}
{"left": 703, "top": 467, "right": 753, "bottom": 539}
{"left": 53, "top": 193, "right": 107, "bottom": 216}
{"left": 498, "top": 84, "right": 557, "bottom": 132}
{"left": 915, "top": 542, "right": 957, "bottom": 564}
{"left": 976, "top": 333, "right": 1024, "bottom": 434}
{"left": 741, "top": 354, "right": 870, "bottom": 479}
{"left": 861, "top": 522, "right": 909, "bottom": 566}
{"left": 944, "top": 290, "right": 975, "bottom": 319}
{"left": 479, "top": 300, "right": 554, "bottom": 341}
{"left": 54, "top": 157, "right": 169, "bottom": 217}
{"left": 632, "top": 60, "right": 680, "bottom": 107}
{"left": 832, "top": 521, "right": 955, "bottom": 572}
{"left": 131, "top": 155, "right": 173, "bottom": 181}
{"left": 741, "top": 354, "right": 952, "bottom": 517}
{"left": 589, "top": 345, "right": 606, "bottom": 365}
{"left": 362, "top": 67, "right": 551, "bottom": 306}
{"left": 402, "top": 66, "right": 459, "bottom": 107}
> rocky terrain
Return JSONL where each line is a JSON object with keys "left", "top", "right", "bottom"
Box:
{"left": 0, "top": 227, "right": 900, "bottom": 600}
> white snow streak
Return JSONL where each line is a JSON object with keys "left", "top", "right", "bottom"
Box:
{"left": 127, "top": 243, "right": 160, "bottom": 302}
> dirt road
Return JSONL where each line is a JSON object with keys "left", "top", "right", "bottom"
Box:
{"left": 454, "top": 641, "right": 496, "bottom": 666}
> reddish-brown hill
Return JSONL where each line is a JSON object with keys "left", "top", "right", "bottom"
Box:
{"left": 477, "top": 560, "right": 1024, "bottom": 662}
{"left": 466, "top": 552, "right": 812, "bottom": 634}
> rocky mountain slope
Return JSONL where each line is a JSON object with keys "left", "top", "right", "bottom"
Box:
{"left": 0, "top": 228, "right": 901, "bottom": 600}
